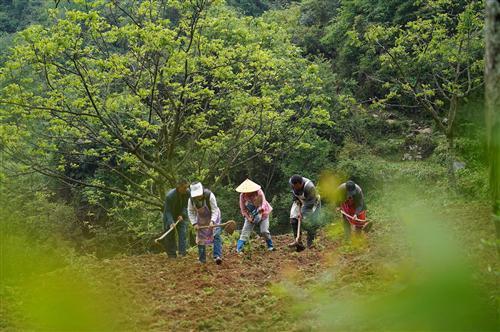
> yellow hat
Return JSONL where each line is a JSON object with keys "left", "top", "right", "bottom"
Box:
{"left": 235, "top": 179, "right": 261, "bottom": 193}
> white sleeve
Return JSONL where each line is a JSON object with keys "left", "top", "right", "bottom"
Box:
{"left": 336, "top": 183, "right": 347, "bottom": 206}
{"left": 355, "top": 184, "right": 362, "bottom": 193}
{"left": 187, "top": 199, "right": 197, "bottom": 225}
{"left": 209, "top": 193, "right": 219, "bottom": 223}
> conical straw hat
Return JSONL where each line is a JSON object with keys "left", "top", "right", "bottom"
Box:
{"left": 235, "top": 179, "right": 261, "bottom": 193}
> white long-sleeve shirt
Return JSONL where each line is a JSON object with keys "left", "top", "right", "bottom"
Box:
{"left": 187, "top": 192, "right": 219, "bottom": 225}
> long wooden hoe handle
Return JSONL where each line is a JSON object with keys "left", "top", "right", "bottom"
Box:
{"left": 155, "top": 217, "right": 182, "bottom": 243}
{"left": 295, "top": 214, "right": 302, "bottom": 243}
{"left": 340, "top": 210, "right": 370, "bottom": 224}
{"left": 197, "top": 220, "right": 234, "bottom": 229}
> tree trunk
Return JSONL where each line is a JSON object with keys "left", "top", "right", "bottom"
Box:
{"left": 485, "top": 0, "right": 500, "bottom": 252}
{"left": 446, "top": 133, "right": 456, "bottom": 189}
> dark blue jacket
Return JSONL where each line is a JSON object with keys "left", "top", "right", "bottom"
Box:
{"left": 162, "top": 189, "right": 189, "bottom": 229}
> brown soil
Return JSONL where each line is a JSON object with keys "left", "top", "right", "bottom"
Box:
{"left": 101, "top": 233, "right": 337, "bottom": 331}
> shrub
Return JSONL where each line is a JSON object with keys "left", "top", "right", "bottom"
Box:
{"left": 371, "top": 138, "right": 405, "bottom": 160}
{"left": 455, "top": 168, "right": 489, "bottom": 199}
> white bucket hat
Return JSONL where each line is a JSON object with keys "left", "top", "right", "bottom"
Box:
{"left": 235, "top": 179, "right": 261, "bottom": 193}
{"left": 190, "top": 182, "right": 204, "bottom": 197}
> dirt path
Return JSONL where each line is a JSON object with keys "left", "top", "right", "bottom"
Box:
{"left": 99, "top": 234, "right": 337, "bottom": 331}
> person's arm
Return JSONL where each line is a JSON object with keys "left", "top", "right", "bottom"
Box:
{"left": 336, "top": 183, "right": 346, "bottom": 208}
{"left": 209, "top": 193, "right": 219, "bottom": 224}
{"left": 187, "top": 199, "right": 197, "bottom": 225}
{"left": 302, "top": 183, "right": 317, "bottom": 212}
{"left": 289, "top": 179, "right": 300, "bottom": 202}
{"left": 181, "top": 194, "right": 189, "bottom": 220}
{"left": 254, "top": 190, "right": 264, "bottom": 210}
{"left": 163, "top": 194, "right": 174, "bottom": 229}
{"left": 354, "top": 187, "right": 365, "bottom": 215}
{"left": 240, "top": 194, "right": 252, "bottom": 220}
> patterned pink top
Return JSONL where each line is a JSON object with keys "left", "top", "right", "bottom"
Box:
{"left": 239, "top": 189, "right": 273, "bottom": 220}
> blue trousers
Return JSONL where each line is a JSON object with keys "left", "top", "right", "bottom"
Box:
{"left": 197, "top": 227, "right": 222, "bottom": 262}
{"left": 163, "top": 219, "right": 188, "bottom": 257}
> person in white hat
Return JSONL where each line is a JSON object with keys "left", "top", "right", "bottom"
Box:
{"left": 187, "top": 182, "right": 223, "bottom": 264}
{"left": 235, "top": 179, "right": 275, "bottom": 252}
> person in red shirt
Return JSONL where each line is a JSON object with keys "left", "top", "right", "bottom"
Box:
{"left": 337, "top": 180, "right": 371, "bottom": 240}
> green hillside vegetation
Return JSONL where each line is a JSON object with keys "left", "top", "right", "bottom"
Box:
{"left": 0, "top": 1, "right": 498, "bottom": 331}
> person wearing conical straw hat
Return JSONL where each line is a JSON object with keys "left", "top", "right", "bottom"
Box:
{"left": 235, "top": 179, "right": 275, "bottom": 253}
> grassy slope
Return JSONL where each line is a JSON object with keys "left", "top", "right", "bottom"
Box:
{"left": 2, "top": 162, "right": 498, "bottom": 331}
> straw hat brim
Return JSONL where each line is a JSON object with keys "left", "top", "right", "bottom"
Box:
{"left": 235, "top": 179, "right": 261, "bottom": 193}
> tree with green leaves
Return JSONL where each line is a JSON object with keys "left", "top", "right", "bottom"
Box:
{"left": 226, "top": 0, "right": 292, "bottom": 16}
{"left": 0, "top": 0, "right": 330, "bottom": 213}
{"left": 365, "top": 0, "right": 484, "bottom": 179}
{"left": 288, "top": 0, "right": 421, "bottom": 103}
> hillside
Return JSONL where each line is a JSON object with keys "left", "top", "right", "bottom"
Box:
{"left": 1, "top": 1, "right": 498, "bottom": 331}
{"left": 2, "top": 193, "right": 497, "bottom": 331}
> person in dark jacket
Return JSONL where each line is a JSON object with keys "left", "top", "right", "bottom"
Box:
{"left": 289, "top": 174, "right": 321, "bottom": 250}
{"left": 162, "top": 179, "right": 190, "bottom": 258}
{"left": 337, "top": 180, "right": 370, "bottom": 240}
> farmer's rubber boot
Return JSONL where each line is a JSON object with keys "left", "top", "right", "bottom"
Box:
{"left": 266, "top": 238, "right": 275, "bottom": 251}
{"left": 198, "top": 245, "right": 207, "bottom": 263}
{"left": 236, "top": 239, "right": 246, "bottom": 253}
{"left": 295, "top": 238, "right": 306, "bottom": 252}
{"left": 307, "top": 234, "right": 314, "bottom": 249}
{"left": 307, "top": 232, "right": 315, "bottom": 249}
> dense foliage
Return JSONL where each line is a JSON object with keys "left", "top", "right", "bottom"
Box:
{"left": 1, "top": 1, "right": 497, "bottom": 330}
{"left": 0, "top": 0, "right": 488, "bottom": 254}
